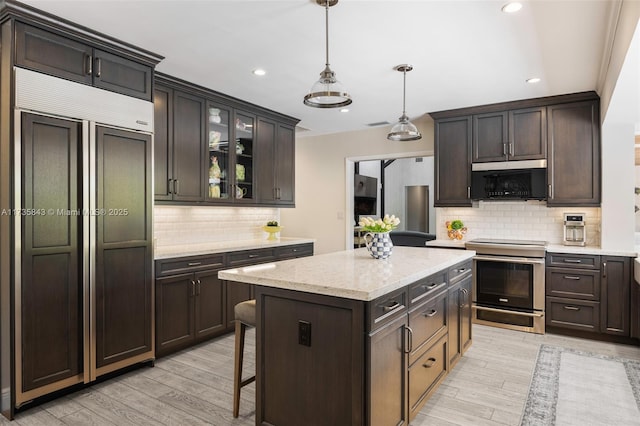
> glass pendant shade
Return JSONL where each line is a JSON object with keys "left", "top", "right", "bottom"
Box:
{"left": 388, "top": 113, "right": 421, "bottom": 141}
{"left": 304, "top": 0, "right": 352, "bottom": 108}
{"left": 304, "top": 65, "right": 352, "bottom": 108}
{"left": 387, "top": 64, "right": 421, "bottom": 141}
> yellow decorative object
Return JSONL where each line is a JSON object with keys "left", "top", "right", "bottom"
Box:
{"left": 262, "top": 225, "right": 282, "bottom": 241}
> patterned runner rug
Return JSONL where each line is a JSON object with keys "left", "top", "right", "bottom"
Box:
{"left": 521, "top": 344, "right": 640, "bottom": 426}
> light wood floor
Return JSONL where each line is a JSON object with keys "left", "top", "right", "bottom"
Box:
{"left": 4, "top": 325, "right": 640, "bottom": 426}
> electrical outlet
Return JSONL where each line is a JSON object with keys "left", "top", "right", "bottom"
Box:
{"left": 298, "top": 320, "right": 311, "bottom": 347}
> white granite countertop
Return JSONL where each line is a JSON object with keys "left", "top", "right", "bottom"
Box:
{"left": 546, "top": 244, "right": 637, "bottom": 257}
{"left": 154, "top": 237, "right": 315, "bottom": 260}
{"left": 218, "top": 247, "right": 475, "bottom": 301}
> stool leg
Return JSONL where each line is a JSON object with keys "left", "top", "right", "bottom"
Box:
{"left": 233, "top": 320, "right": 246, "bottom": 418}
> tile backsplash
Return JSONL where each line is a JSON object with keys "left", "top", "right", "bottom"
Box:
{"left": 436, "top": 201, "right": 601, "bottom": 246}
{"left": 154, "top": 205, "right": 279, "bottom": 249}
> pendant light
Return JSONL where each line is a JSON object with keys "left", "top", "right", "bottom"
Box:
{"left": 387, "top": 64, "right": 422, "bottom": 141}
{"left": 303, "top": 0, "right": 352, "bottom": 108}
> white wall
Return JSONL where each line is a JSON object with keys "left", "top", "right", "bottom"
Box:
{"left": 280, "top": 116, "right": 434, "bottom": 255}
{"left": 600, "top": 18, "right": 639, "bottom": 251}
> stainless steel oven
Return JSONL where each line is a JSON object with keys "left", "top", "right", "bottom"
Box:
{"left": 466, "top": 239, "right": 546, "bottom": 334}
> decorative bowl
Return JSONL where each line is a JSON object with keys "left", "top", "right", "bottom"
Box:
{"left": 262, "top": 226, "right": 282, "bottom": 240}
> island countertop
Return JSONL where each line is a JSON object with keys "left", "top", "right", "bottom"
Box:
{"left": 218, "top": 246, "right": 475, "bottom": 301}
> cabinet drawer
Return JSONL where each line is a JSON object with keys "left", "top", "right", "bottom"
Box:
{"left": 275, "top": 243, "right": 313, "bottom": 260}
{"left": 227, "top": 248, "right": 275, "bottom": 267}
{"left": 546, "top": 268, "right": 600, "bottom": 300}
{"left": 408, "top": 271, "right": 447, "bottom": 306}
{"left": 156, "top": 254, "right": 225, "bottom": 277}
{"left": 547, "top": 253, "right": 600, "bottom": 269}
{"left": 449, "top": 260, "right": 472, "bottom": 284}
{"left": 546, "top": 297, "right": 600, "bottom": 332}
{"left": 408, "top": 290, "right": 448, "bottom": 364}
{"left": 368, "top": 287, "right": 408, "bottom": 332}
{"left": 408, "top": 334, "right": 448, "bottom": 416}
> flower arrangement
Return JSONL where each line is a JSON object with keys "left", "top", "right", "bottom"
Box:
{"left": 359, "top": 214, "right": 401, "bottom": 233}
{"left": 446, "top": 219, "right": 467, "bottom": 240}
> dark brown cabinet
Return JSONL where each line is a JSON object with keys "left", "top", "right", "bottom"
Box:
{"left": 154, "top": 74, "right": 299, "bottom": 206}
{"left": 546, "top": 253, "right": 632, "bottom": 337}
{"left": 547, "top": 100, "right": 600, "bottom": 206}
{"left": 368, "top": 314, "right": 408, "bottom": 426}
{"left": 15, "top": 22, "right": 152, "bottom": 100}
{"left": 473, "top": 107, "right": 546, "bottom": 163}
{"left": 256, "top": 118, "right": 296, "bottom": 205}
{"left": 600, "top": 256, "right": 630, "bottom": 336}
{"left": 153, "top": 85, "right": 205, "bottom": 201}
{"left": 155, "top": 268, "right": 225, "bottom": 357}
{"left": 448, "top": 266, "right": 472, "bottom": 369}
{"left": 434, "top": 116, "right": 472, "bottom": 207}
{"left": 156, "top": 243, "right": 313, "bottom": 357}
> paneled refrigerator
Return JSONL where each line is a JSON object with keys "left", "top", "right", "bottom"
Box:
{"left": 12, "top": 68, "right": 154, "bottom": 408}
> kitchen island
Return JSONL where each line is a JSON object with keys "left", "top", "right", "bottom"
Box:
{"left": 219, "top": 247, "right": 475, "bottom": 426}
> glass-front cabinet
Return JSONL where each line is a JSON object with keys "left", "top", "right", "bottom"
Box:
{"left": 233, "top": 111, "right": 255, "bottom": 202}
{"left": 207, "top": 103, "right": 231, "bottom": 200}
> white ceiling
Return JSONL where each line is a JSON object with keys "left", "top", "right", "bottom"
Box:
{"left": 21, "top": 0, "right": 615, "bottom": 137}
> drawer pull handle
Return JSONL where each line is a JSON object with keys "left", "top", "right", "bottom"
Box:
{"left": 423, "top": 282, "right": 438, "bottom": 290}
{"left": 456, "top": 268, "right": 467, "bottom": 273}
{"left": 424, "top": 309, "right": 438, "bottom": 318}
{"left": 564, "top": 259, "right": 582, "bottom": 264}
{"left": 383, "top": 302, "right": 400, "bottom": 312}
{"left": 188, "top": 262, "right": 202, "bottom": 266}
{"left": 422, "top": 358, "right": 437, "bottom": 368}
{"left": 564, "top": 275, "right": 581, "bottom": 280}
{"left": 499, "top": 298, "right": 509, "bottom": 303}
{"left": 248, "top": 254, "right": 259, "bottom": 258}
{"left": 563, "top": 306, "right": 580, "bottom": 311}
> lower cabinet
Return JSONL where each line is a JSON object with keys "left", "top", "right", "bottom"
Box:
{"left": 546, "top": 253, "right": 632, "bottom": 338}
{"left": 368, "top": 314, "right": 408, "bottom": 426}
{"left": 448, "top": 272, "right": 472, "bottom": 368}
{"left": 367, "top": 259, "right": 472, "bottom": 425}
{"left": 155, "top": 243, "right": 314, "bottom": 357}
{"left": 155, "top": 269, "right": 225, "bottom": 356}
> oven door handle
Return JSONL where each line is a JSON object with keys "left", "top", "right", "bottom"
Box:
{"left": 473, "top": 255, "right": 545, "bottom": 266}
{"left": 473, "top": 304, "right": 545, "bottom": 318}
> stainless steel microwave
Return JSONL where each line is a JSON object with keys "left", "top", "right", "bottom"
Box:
{"left": 470, "top": 168, "right": 547, "bottom": 201}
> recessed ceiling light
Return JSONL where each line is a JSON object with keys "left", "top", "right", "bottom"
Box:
{"left": 340, "top": 108, "right": 349, "bottom": 113}
{"left": 501, "top": 2, "right": 522, "bottom": 13}
{"left": 526, "top": 77, "right": 541, "bottom": 84}
{"left": 252, "top": 69, "right": 266, "bottom": 76}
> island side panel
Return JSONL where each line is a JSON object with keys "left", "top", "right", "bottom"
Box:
{"left": 255, "top": 286, "right": 365, "bottom": 426}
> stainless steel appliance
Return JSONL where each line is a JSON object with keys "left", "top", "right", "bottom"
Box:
{"left": 563, "top": 213, "right": 586, "bottom": 246}
{"left": 465, "top": 239, "right": 546, "bottom": 334}
{"left": 12, "top": 68, "right": 154, "bottom": 406}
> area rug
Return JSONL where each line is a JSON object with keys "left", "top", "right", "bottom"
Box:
{"left": 520, "top": 344, "right": 640, "bottom": 426}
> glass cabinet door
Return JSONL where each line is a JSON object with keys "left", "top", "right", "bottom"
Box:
{"left": 207, "top": 103, "right": 230, "bottom": 200}
{"left": 233, "top": 111, "right": 254, "bottom": 201}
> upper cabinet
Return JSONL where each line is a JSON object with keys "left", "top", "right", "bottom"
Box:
{"left": 473, "top": 107, "right": 546, "bottom": 163}
{"left": 15, "top": 22, "right": 153, "bottom": 101}
{"left": 256, "top": 118, "right": 296, "bottom": 206}
{"left": 547, "top": 100, "right": 600, "bottom": 206}
{"left": 431, "top": 92, "right": 600, "bottom": 208}
{"left": 434, "top": 116, "right": 472, "bottom": 207}
{"left": 154, "top": 74, "right": 299, "bottom": 207}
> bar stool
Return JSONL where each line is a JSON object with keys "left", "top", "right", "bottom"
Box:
{"left": 233, "top": 299, "right": 256, "bottom": 418}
